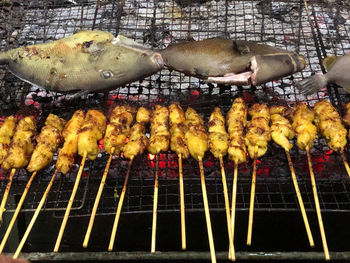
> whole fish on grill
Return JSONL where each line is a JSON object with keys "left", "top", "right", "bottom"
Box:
{"left": 159, "top": 38, "right": 306, "bottom": 86}
{"left": 296, "top": 54, "right": 350, "bottom": 95}
{"left": 0, "top": 30, "right": 164, "bottom": 97}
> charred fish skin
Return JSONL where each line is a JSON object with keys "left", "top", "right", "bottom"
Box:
{"left": 0, "top": 30, "right": 164, "bottom": 95}
{"left": 296, "top": 54, "right": 350, "bottom": 95}
{"left": 159, "top": 38, "right": 305, "bottom": 85}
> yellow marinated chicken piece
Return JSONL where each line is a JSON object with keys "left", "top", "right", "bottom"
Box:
{"left": 314, "top": 100, "right": 347, "bottom": 151}
{"left": 27, "top": 114, "right": 66, "bottom": 172}
{"left": 208, "top": 107, "right": 228, "bottom": 158}
{"left": 270, "top": 106, "right": 294, "bottom": 152}
{"left": 56, "top": 110, "right": 85, "bottom": 174}
{"left": 185, "top": 107, "right": 208, "bottom": 161}
{"left": 148, "top": 105, "right": 170, "bottom": 154}
{"left": 136, "top": 106, "right": 151, "bottom": 123}
{"left": 245, "top": 103, "right": 271, "bottom": 158}
{"left": 343, "top": 102, "right": 350, "bottom": 127}
{"left": 78, "top": 109, "right": 107, "bottom": 160}
{"left": 104, "top": 105, "right": 136, "bottom": 155}
{"left": 2, "top": 116, "right": 36, "bottom": 170}
{"left": 0, "top": 116, "right": 17, "bottom": 165}
{"left": 123, "top": 122, "right": 148, "bottom": 159}
{"left": 226, "top": 98, "right": 247, "bottom": 164}
{"left": 169, "top": 103, "right": 189, "bottom": 158}
{"left": 291, "top": 103, "right": 317, "bottom": 151}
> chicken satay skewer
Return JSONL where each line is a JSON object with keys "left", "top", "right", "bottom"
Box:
{"left": 270, "top": 106, "right": 314, "bottom": 247}
{"left": 108, "top": 108, "right": 150, "bottom": 251}
{"left": 83, "top": 105, "right": 136, "bottom": 248}
{"left": 342, "top": 102, "right": 350, "bottom": 177}
{"left": 169, "top": 103, "right": 189, "bottom": 250}
{"left": 208, "top": 107, "right": 234, "bottom": 260}
{"left": 291, "top": 103, "right": 329, "bottom": 260}
{"left": 340, "top": 150, "right": 350, "bottom": 177}
{"left": 54, "top": 109, "right": 106, "bottom": 252}
{"left": 245, "top": 103, "right": 271, "bottom": 246}
{"left": 185, "top": 107, "right": 216, "bottom": 263}
{"left": 148, "top": 105, "right": 170, "bottom": 253}
{"left": 226, "top": 98, "right": 247, "bottom": 244}
{"left": 14, "top": 111, "right": 84, "bottom": 258}
{"left": 0, "top": 114, "right": 66, "bottom": 253}
{"left": 0, "top": 116, "right": 17, "bottom": 223}
{"left": 0, "top": 116, "right": 36, "bottom": 223}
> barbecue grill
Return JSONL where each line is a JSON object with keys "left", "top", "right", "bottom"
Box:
{"left": 0, "top": 0, "right": 350, "bottom": 261}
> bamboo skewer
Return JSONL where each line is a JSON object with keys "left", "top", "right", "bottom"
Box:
{"left": 340, "top": 150, "right": 350, "bottom": 178}
{"left": 178, "top": 153, "right": 186, "bottom": 250}
{"left": 151, "top": 154, "right": 159, "bottom": 253}
{"left": 306, "top": 146, "right": 330, "bottom": 261}
{"left": 230, "top": 161, "right": 238, "bottom": 243}
{"left": 285, "top": 151, "right": 314, "bottom": 247}
{"left": 219, "top": 155, "right": 235, "bottom": 261}
{"left": 247, "top": 147, "right": 257, "bottom": 246}
{"left": 54, "top": 151, "right": 87, "bottom": 253}
{"left": 83, "top": 150, "right": 114, "bottom": 248}
{"left": 199, "top": 158, "right": 216, "bottom": 263}
{"left": 0, "top": 171, "right": 37, "bottom": 253}
{"left": 13, "top": 168, "right": 59, "bottom": 259}
{"left": 108, "top": 156, "right": 133, "bottom": 251}
{"left": 0, "top": 168, "right": 16, "bottom": 223}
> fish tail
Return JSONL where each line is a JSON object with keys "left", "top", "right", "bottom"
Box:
{"left": 0, "top": 51, "right": 9, "bottom": 65}
{"left": 295, "top": 74, "right": 327, "bottom": 95}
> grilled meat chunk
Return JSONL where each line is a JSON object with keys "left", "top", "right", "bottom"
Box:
{"left": 270, "top": 106, "right": 294, "bottom": 152}
{"left": 245, "top": 103, "right": 271, "bottom": 158}
{"left": 27, "top": 114, "right": 66, "bottom": 172}
{"left": 314, "top": 100, "right": 347, "bottom": 151}
{"left": 291, "top": 103, "right": 317, "bottom": 151}
{"left": 343, "top": 102, "right": 350, "bottom": 127}
{"left": 208, "top": 107, "right": 229, "bottom": 158}
{"left": 185, "top": 107, "right": 208, "bottom": 161}
{"left": 226, "top": 98, "right": 247, "bottom": 164}
{"left": 148, "top": 105, "right": 170, "bottom": 154}
{"left": 78, "top": 110, "right": 107, "bottom": 160}
{"left": 123, "top": 122, "right": 148, "bottom": 159}
{"left": 104, "top": 105, "right": 136, "bottom": 155}
{"left": 0, "top": 116, "right": 17, "bottom": 165}
{"left": 56, "top": 110, "right": 85, "bottom": 174}
{"left": 2, "top": 116, "right": 36, "bottom": 170}
{"left": 169, "top": 103, "right": 189, "bottom": 158}
{"left": 136, "top": 107, "right": 151, "bottom": 124}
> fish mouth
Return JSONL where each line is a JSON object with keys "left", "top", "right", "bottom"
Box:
{"left": 151, "top": 53, "right": 164, "bottom": 69}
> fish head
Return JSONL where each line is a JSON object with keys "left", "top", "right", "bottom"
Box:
{"left": 250, "top": 53, "right": 306, "bottom": 85}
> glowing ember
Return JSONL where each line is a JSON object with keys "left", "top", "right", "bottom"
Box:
{"left": 148, "top": 153, "right": 155, "bottom": 160}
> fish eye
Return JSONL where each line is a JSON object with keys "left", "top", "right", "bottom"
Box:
{"left": 101, "top": 70, "right": 113, "bottom": 79}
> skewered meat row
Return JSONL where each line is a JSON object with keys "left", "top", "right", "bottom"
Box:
{"left": 226, "top": 98, "right": 247, "bottom": 164}
{"left": 185, "top": 107, "right": 208, "bottom": 160}
{"left": 290, "top": 103, "right": 317, "bottom": 151}
{"left": 2, "top": 116, "right": 36, "bottom": 171}
{"left": 104, "top": 105, "right": 136, "bottom": 155}
{"left": 0, "top": 116, "right": 17, "bottom": 165}
{"left": 56, "top": 110, "right": 85, "bottom": 174}
{"left": 27, "top": 114, "right": 66, "bottom": 172}
{"left": 148, "top": 105, "right": 170, "bottom": 154}
{"left": 270, "top": 106, "right": 295, "bottom": 152}
{"left": 78, "top": 110, "right": 107, "bottom": 160}
{"left": 245, "top": 104, "right": 271, "bottom": 158}
{"left": 169, "top": 103, "right": 189, "bottom": 159}
{"left": 314, "top": 100, "right": 347, "bottom": 151}
{"left": 208, "top": 107, "right": 229, "bottom": 158}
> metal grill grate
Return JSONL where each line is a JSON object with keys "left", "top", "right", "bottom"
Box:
{"left": 0, "top": 0, "right": 349, "bottom": 217}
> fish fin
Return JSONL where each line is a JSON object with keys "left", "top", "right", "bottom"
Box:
{"left": 70, "top": 89, "right": 92, "bottom": 99}
{"left": 322, "top": 55, "right": 339, "bottom": 72}
{"left": 0, "top": 51, "right": 9, "bottom": 65}
{"left": 232, "top": 40, "right": 251, "bottom": 55}
{"left": 295, "top": 74, "right": 328, "bottom": 95}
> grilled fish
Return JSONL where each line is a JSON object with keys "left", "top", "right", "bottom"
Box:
{"left": 0, "top": 30, "right": 164, "bottom": 96}
{"left": 159, "top": 38, "right": 306, "bottom": 85}
{"left": 296, "top": 54, "right": 350, "bottom": 95}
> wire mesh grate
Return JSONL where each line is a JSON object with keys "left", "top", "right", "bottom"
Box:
{"left": 0, "top": 0, "right": 349, "bottom": 217}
